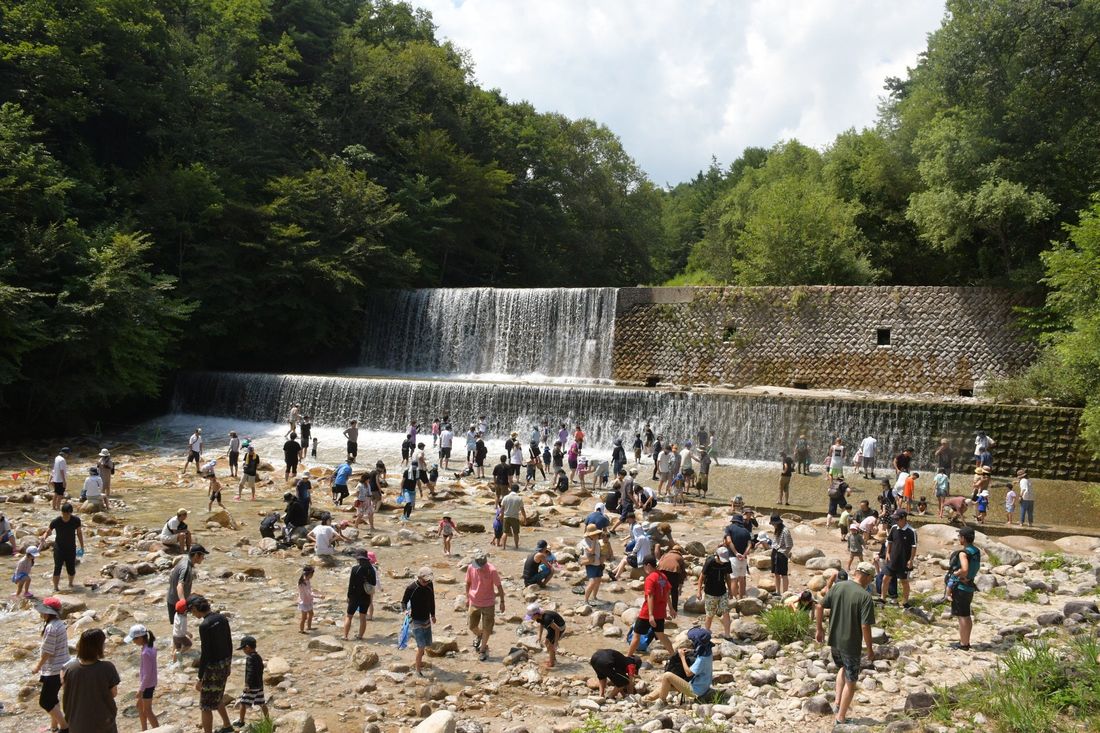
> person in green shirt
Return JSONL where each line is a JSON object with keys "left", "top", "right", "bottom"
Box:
{"left": 815, "top": 561, "right": 877, "bottom": 726}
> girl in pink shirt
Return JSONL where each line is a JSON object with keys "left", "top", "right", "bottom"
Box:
{"left": 297, "top": 566, "right": 324, "bottom": 633}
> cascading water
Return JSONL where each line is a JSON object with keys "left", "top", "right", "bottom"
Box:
{"left": 356, "top": 288, "right": 617, "bottom": 380}
{"left": 174, "top": 371, "right": 984, "bottom": 470}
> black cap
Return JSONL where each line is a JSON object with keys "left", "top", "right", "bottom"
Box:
{"left": 237, "top": 635, "right": 257, "bottom": 650}
{"left": 893, "top": 510, "right": 908, "bottom": 519}
{"left": 188, "top": 544, "right": 210, "bottom": 555}
{"left": 535, "top": 539, "right": 548, "bottom": 550}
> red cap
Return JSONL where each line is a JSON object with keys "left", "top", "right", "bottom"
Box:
{"left": 42, "top": 597, "right": 62, "bottom": 612}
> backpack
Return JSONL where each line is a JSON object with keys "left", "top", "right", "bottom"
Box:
{"left": 360, "top": 562, "right": 377, "bottom": 596}
{"left": 626, "top": 625, "right": 656, "bottom": 652}
{"left": 664, "top": 650, "right": 695, "bottom": 679}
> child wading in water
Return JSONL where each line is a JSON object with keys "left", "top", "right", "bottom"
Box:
{"left": 207, "top": 470, "right": 224, "bottom": 512}
{"left": 298, "top": 565, "right": 324, "bottom": 632}
{"left": 438, "top": 516, "right": 459, "bottom": 555}
{"left": 237, "top": 635, "right": 270, "bottom": 727}
{"left": 124, "top": 624, "right": 160, "bottom": 730}
{"left": 171, "top": 598, "right": 192, "bottom": 664}
{"left": 12, "top": 545, "right": 39, "bottom": 597}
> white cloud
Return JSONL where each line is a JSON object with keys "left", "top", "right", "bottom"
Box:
{"left": 418, "top": 0, "right": 945, "bottom": 184}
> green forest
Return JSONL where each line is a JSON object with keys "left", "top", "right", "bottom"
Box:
{"left": 1, "top": 0, "right": 1100, "bottom": 441}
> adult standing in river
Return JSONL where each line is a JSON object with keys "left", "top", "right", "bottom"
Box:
{"left": 283, "top": 432, "right": 301, "bottom": 480}
{"left": 32, "top": 596, "right": 69, "bottom": 733}
{"left": 96, "top": 449, "right": 115, "bottom": 499}
{"left": 288, "top": 403, "right": 300, "bottom": 434}
{"left": 934, "top": 438, "right": 953, "bottom": 476}
{"left": 238, "top": 443, "right": 260, "bottom": 501}
{"left": 227, "top": 431, "right": 240, "bottom": 478}
{"left": 167, "top": 544, "right": 208, "bottom": 623}
{"left": 465, "top": 549, "right": 505, "bottom": 662}
{"left": 41, "top": 502, "right": 84, "bottom": 592}
{"left": 50, "top": 446, "right": 70, "bottom": 510}
{"left": 439, "top": 423, "right": 454, "bottom": 470}
{"left": 344, "top": 420, "right": 359, "bottom": 460}
{"left": 778, "top": 451, "right": 794, "bottom": 505}
{"left": 190, "top": 595, "right": 234, "bottom": 733}
{"left": 330, "top": 455, "right": 354, "bottom": 506}
{"left": 184, "top": 428, "right": 203, "bottom": 474}
{"left": 299, "top": 415, "right": 312, "bottom": 459}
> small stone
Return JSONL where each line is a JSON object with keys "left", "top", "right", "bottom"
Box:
{"left": 748, "top": 669, "right": 777, "bottom": 686}
{"left": 904, "top": 691, "right": 936, "bottom": 715}
{"left": 803, "top": 695, "right": 833, "bottom": 714}
{"left": 307, "top": 635, "right": 344, "bottom": 652}
{"left": 414, "top": 710, "right": 456, "bottom": 733}
{"left": 352, "top": 646, "right": 379, "bottom": 670}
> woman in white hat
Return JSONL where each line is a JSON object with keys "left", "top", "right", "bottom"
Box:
{"left": 96, "top": 449, "right": 115, "bottom": 498}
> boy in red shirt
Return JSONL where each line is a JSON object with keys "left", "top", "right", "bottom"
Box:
{"left": 626, "top": 556, "right": 675, "bottom": 656}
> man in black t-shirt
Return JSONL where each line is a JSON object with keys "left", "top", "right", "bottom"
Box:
{"left": 526, "top": 604, "right": 566, "bottom": 668}
{"left": 778, "top": 452, "right": 794, "bottom": 505}
{"left": 190, "top": 594, "right": 233, "bottom": 733}
{"left": 893, "top": 448, "right": 913, "bottom": 477}
{"left": 283, "top": 433, "right": 301, "bottom": 479}
{"left": 697, "top": 547, "right": 734, "bottom": 636}
{"left": 590, "top": 648, "right": 641, "bottom": 698}
{"left": 344, "top": 551, "right": 377, "bottom": 640}
{"left": 40, "top": 503, "right": 84, "bottom": 591}
{"left": 492, "top": 455, "right": 511, "bottom": 506}
{"left": 880, "top": 510, "right": 916, "bottom": 607}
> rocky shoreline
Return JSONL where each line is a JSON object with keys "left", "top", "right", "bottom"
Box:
{"left": 2, "top": 449, "right": 1099, "bottom": 733}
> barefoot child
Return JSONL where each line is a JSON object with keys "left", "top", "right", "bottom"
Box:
{"left": 525, "top": 604, "right": 566, "bottom": 669}
{"left": 171, "top": 598, "right": 192, "bottom": 664}
{"left": 438, "top": 516, "right": 459, "bottom": 555}
{"left": 237, "top": 636, "right": 270, "bottom": 726}
{"left": 297, "top": 566, "right": 323, "bottom": 632}
{"left": 976, "top": 489, "right": 990, "bottom": 524}
{"left": 206, "top": 471, "right": 224, "bottom": 512}
{"left": 1004, "top": 484, "right": 1017, "bottom": 524}
{"left": 12, "top": 545, "right": 38, "bottom": 597}
{"left": 490, "top": 506, "right": 504, "bottom": 548}
{"left": 846, "top": 522, "right": 864, "bottom": 572}
{"left": 310, "top": 437, "right": 319, "bottom": 457}
{"left": 124, "top": 624, "right": 160, "bottom": 730}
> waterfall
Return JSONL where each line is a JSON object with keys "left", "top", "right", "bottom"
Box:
{"left": 357, "top": 288, "right": 617, "bottom": 380}
{"left": 174, "top": 371, "right": 991, "bottom": 470}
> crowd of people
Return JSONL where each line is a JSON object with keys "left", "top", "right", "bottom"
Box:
{"left": 5, "top": 410, "right": 1016, "bottom": 732}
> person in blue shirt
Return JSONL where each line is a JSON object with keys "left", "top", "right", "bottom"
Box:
{"left": 584, "top": 503, "right": 610, "bottom": 531}
{"left": 644, "top": 626, "right": 714, "bottom": 702}
{"left": 329, "top": 457, "right": 354, "bottom": 506}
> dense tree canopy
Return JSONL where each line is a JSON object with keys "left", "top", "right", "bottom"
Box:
{"left": 2, "top": 0, "right": 1100, "bottom": 437}
{"left": 0, "top": 0, "right": 662, "bottom": 430}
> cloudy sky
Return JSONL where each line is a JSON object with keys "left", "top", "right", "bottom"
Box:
{"left": 418, "top": 0, "right": 946, "bottom": 185}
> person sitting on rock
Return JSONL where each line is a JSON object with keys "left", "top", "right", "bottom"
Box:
{"left": 160, "top": 509, "right": 191, "bottom": 551}
{"left": 80, "top": 467, "right": 105, "bottom": 510}
{"left": 522, "top": 540, "right": 554, "bottom": 588}
{"left": 282, "top": 492, "right": 308, "bottom": 543}
{"left": 644, "top": 627, "right": 714, "bottom": 703}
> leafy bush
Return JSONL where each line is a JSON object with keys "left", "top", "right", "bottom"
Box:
{"left": 1038, "top": 552, "right": 1069, "bottom": 572}
{"left": 760, "top": 606, "right": 811, "bottom": 645}
{"left": 932, "top": 637, "right": 1100, "bottom": 732}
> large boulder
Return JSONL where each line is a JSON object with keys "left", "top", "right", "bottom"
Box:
{"left": 307, "top": 635, "right": 345, "bottom": 653}
{"left": 264, "top": 656, "right": 290, "bottom": 685}
{"left": 983, "top": 541, "right": 1022, "bottom": 567}
{"left": 1054, "top": 535, "right": 1100, "bottom": 556}
{"left": 275, "top": 711, "right": 315, "bottom": 733}
{"left": 790, "top": 547, "right": 824, "bottom": 565}
{"left": 805, "top": 556, "right": 842, "bottom": 571}
{"left": 414, "top": 710, "right": 457, "bottom": 733}
{"left": 683, "top": 541, "right": 707, "bottom": 558}
{"left": 206, "top": 510, "right": 236, "bottom": 529}
{"left": 731, "top": 618, "right": 767, "bottom": 641}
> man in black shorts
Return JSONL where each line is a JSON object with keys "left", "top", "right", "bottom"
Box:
{"left": 589, "top": 648, "right": 641, "bottom": 698}
{"left": 626, "top": 556, "right": 674, "bottom": 656}
{"left": 49, "top": 446, "right": 70, "bottom": 510}
{"left": 344, "top": 550, "right": 376, "bottom": 640}
{"left": 283, "top": 432, "right": 301, "bottom": 480}
{"left": 40, "top": 503, "right": 83, "bottom": 591}
{"left": 491, "top": 455, "right": 511, "bottom": 507}
{"left": 880, "top": 510, "right": 916, "bottom": 607}
{"left": 343, "top": 420, "right": 359, "bottom": 460}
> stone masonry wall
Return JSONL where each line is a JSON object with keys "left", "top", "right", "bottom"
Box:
{"left": 612, "top": 286, "right": 1038, "bottom": 395}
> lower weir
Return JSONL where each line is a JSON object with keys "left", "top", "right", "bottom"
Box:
{"left": 173, "top": 372, "right": 1096, "bottom": 481}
